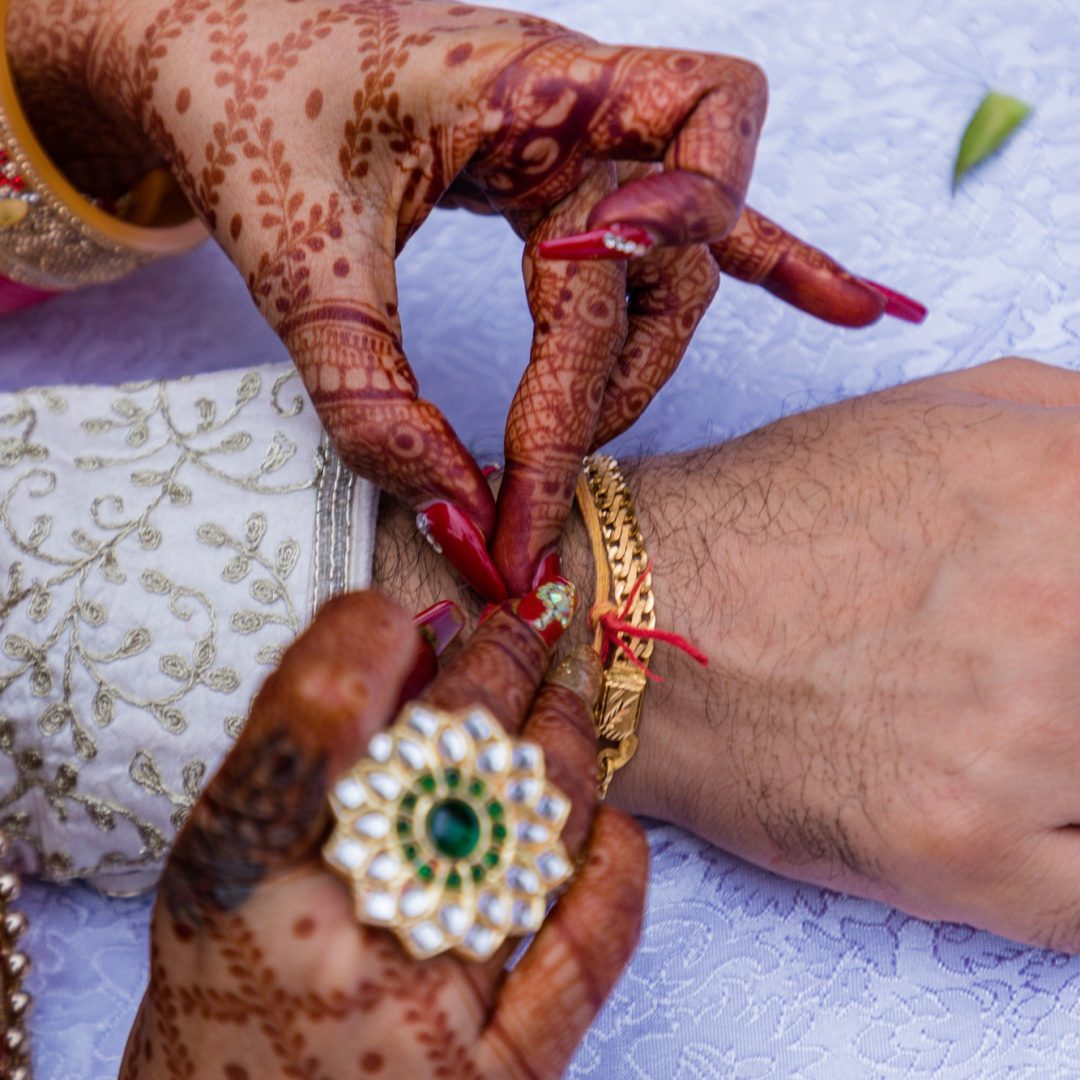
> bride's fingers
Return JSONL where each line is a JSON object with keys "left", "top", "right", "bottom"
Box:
{"left": 159, "top": 592, "right": 420, "bottom": 927}
{"left": 577, "top": 45, "right": 768, "bottom": 247}
{"left": 277, "top": 243, "right": 505, "bottom": 599}
{"left": 711, "top": 208, "right": 888, "bottom": 327}
{"left": 492, "top": 169, "right": 627, "bottom": 594}
{"left": 465, "top": 647, "right": 605, "bottom": 996}
{"left": 478, "top": 808, "right": 649, "bottom": 1079}
{"left": 420, "top": 579, "right": 580, "bottom": 735}
{"left": 590, "top": 241, "right": 719, "bottom": 449}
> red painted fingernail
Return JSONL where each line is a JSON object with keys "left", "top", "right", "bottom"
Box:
{"left": 538, "top": 224, "right": 653, "bottom": 261}
{"left": 396, "top": 635, "right": 438, "bottom": 711}
{"left": 512, "top": 577, "right": 578, "bottom": 649}
{"left": 481, "top": 463, "right": 502, "bottom": 479}
{"left": 859, "top": 278, "right": 928, "bottom": 324}
{"left": 413, "top": 600, "right": 465, "bottom": 657}
{"left": 416, "top": 501, "right": 508, "bottom": 602}
{"left": 530, "top": 548, "right": 562, "bottom": 591}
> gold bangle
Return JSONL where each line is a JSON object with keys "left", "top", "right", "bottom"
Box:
{"left": 0, "top": 828, "right": 30, "bottom": 1080}
{"left": 575, "top": 454, "right": 656, "bottom": 799}
{"left": 0, "top": 0, "right": 205, "bottom": 291}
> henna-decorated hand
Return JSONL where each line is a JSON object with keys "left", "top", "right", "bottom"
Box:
{"left": 8, "top": 0, "right": 918, "bottom": 597}
{"left": 120, "top": 587, "right": 647, "bottom": 1078}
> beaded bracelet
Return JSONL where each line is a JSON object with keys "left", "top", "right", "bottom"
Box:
{"left": 0, "top": 0, "right": 204, "bottom": 310}
{"left": 0, "top": 829, "right": 30, "bottom": 1080}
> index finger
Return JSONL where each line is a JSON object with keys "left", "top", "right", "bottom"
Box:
{"left": 583, "top": 44, "right": 768, "bottom": 246}
{"left": 278, "top": 243, "right": 504, "bottom": 598}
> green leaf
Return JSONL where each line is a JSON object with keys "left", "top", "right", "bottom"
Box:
{"left": 952, "top": 90, "right": 1032, "bottom": 192}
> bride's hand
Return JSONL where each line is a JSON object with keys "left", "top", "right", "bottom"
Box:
{"left": 121, "top": 585, "right": 647, "bottom": 1078}
{"left": 8, "top": 0, "right": 895, "bottom": 595}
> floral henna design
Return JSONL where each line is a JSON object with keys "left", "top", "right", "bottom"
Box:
{"left": 160, "top": 723, "right": 330, "bottom": 928}
{"left": 279, "top": 297, "right": 494, "bottom": 525}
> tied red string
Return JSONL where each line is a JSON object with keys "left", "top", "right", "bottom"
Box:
{"left": 591, "top": 561, "right": 709, "bottom": 681}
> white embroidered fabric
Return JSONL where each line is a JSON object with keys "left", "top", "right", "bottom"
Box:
{"left": 3, "top": 0, "right": 1080, "bottom": 1075}
{"left": 0, "top": 366, "right": 376, "bottom": 895}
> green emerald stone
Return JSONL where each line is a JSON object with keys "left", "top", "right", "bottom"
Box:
{"left": 420, "top": 774, "right": 436, "bottom": 793}
{"left": 418, "top": 863, "right": 433, "bottom": 880}
{"left": 488, "top": 800, "right": 503, "bottom": 819}
{"left": 426, "top": 798, "right": 481, "bottom": 860}
{"left": 471, "top": 865, "right": 485, "bottom": 883}
{"left": 469, "top": 779, "right": 485, "bottom": 797}
{"left": 446, "top": 870, "right": 462, "bottom": 890}
{"left": 492, "top": 823, "right": 507, "bottom": 841}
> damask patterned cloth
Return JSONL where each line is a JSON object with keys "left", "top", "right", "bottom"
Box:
{"left": 2, "top": 0, "right": 1080, "bottom": 1075}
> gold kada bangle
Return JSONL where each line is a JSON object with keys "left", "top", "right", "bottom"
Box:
{"left": 0, "top": 0, "right": 205, "bottom": 292}
{"left": 576, "top": 454, "right": 656, "bottom": 799}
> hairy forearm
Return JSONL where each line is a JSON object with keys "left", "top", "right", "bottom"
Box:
{"left": 372, "top": 441, "right": 754, "bottom": 825}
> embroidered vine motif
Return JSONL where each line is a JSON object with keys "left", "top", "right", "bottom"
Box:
{"left": 0, "top": 366, "right": 339, "bottom": 891}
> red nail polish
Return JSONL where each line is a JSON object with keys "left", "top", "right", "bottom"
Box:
{"left": 481, "top": 463, "right": 502, "bottom": 479}
{"left": 413, "top": 600, "right": 465, "bottom": 656}
{"left": 396, "top": 636, "right": 438, "bottom": 711}
{"left": 538, "top": 224, "right": 653, "bottom": 261}
{"left": 859, "top": 278, "right": 928, "bottom": 324}
{"left": 512, "top": 577, "right": 578, "bottom": 648}
{"left": 416, "top": 501, "right": 508, "bottom": 602}
{"left": 530, "top": 549, "right": 562, "bottom": 590}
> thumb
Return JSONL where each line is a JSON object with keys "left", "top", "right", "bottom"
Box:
{"left": 161, "top": 591, "right": 420, "bottom": 926}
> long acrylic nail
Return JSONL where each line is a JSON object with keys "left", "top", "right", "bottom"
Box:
{"left": 859, "top": 278, "right": 928, "bottom": 324}
{"left": 413, "top": 600, "right": 465, "bottom": 656}
{"left": 512, "top": 577, "right": 579, "bottom": 649}
{"left": 530, "top": 548, "right": 562, "bottom": 591}
{"left": 416, "top": 501, "right": 508, "bottom": 602}
{"left": 396, "top": 635, "right": 438, "bottom": 711}
{"left": 538, "top": 224, "right": 653, "bottom": 261}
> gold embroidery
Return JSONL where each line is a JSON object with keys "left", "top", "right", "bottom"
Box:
{"left": 0, "top": 367, "right": 337, "bottom": 889}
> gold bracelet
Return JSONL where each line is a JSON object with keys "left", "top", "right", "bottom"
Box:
{"left": 575, "top": 454, "right": 656, "bottom": 799}
{"left": 0, "top": 0, "right": 204, "bottom": 292}
{"left": 0, "top": 829, "right": 30, "bottom": 1080}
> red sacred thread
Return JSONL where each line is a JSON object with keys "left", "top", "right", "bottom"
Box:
{"left": 590, "top": 561, "right": 709, "bottom": 681}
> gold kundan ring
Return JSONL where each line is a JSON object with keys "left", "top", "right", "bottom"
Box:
{"left": 323, "top": 702, "right": 573, "bottom": 962}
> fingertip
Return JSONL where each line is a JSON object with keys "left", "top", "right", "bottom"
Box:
{"left": 761, "top": 253, "right": 888, "bottom": 327}
{"left": 270, "top": 590, "right": 421, "bottom": 768}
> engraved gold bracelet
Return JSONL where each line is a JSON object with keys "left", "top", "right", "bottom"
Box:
{"left": 575, "top": 454, "right": 656, "bottom": 799}
{"left": 0, "top": 0, "right": 205, "bottom": 295}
